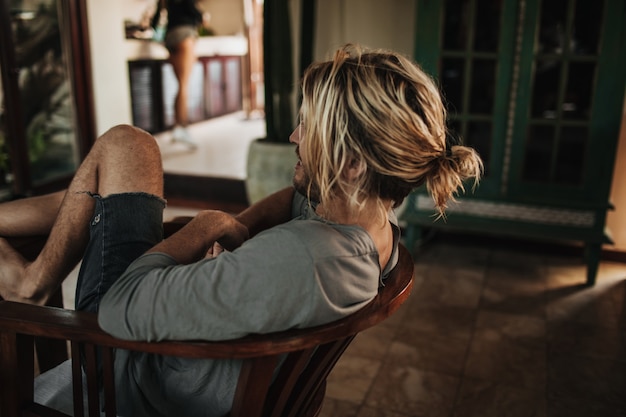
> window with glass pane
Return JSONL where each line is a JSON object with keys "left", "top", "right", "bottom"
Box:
{"left": 12, "top": 0, "right": 79, "bottom": 186}
{"left": 521, "top": 0, "right": 603, "bottom": 186}
{"left": 441, "top": 0, "right": 503, "bottom": 178}
{"left": 555, "top": 126, "right": 587, "bottom": 184}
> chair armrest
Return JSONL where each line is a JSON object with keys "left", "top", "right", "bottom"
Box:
{"left": 0, "top": 301, "right": 271, "bottom": 359}
{"left": 0, "top": 244, "right": 413, "bottom": 359}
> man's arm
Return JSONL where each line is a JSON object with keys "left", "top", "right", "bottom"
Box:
{"left": 235, "top": 187, "right": 296, "bottom": 237}
{"left": 151, "top": 187, "right": 296, "bottom": 263}
{"left": 147, "top": 210, "right": 248, "bottom": 264}
{"left": 165, "top": 187, "right": 296, "bottom": 238}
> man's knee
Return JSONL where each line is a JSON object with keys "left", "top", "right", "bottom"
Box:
{"left": 101, "top": 124, "right": 152, "bottom": 143}
{"left": 97, "top": 125, "right": 160, "bottom": 158}
{"left": 92, "top": 125, "right": 163, "bottom": 196}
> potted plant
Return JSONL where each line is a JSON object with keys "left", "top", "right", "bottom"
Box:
{"left": 245, "top": 0, "right": 315, "bottom": 204}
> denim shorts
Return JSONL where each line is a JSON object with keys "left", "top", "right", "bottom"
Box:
{"left": 74, "top": 193, "right": 166, "bottom": 313}
{"left": 165, "top": 25, "right": 198, "bottom": 53}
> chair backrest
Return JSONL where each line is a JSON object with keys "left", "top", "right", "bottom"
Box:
{"left": 0, "top": 244, "right": 414, "bottom": 417}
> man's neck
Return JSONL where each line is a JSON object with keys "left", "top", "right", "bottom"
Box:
{"left": 315, "top": 197, "right": 392, "bottom": 230}
{"left": 317, "top": 197, "right": 395, "bottom": 269}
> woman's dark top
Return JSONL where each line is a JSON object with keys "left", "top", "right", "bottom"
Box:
{"left": 152, "top": 0, "right": 203, "bottom": 30}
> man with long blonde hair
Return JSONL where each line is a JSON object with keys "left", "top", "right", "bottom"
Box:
{"left": 0, "top": 44, "right": 482, "bottom": 416}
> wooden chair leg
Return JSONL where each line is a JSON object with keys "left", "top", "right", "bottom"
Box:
{"left": 36, "top": 289, "right": 69, "bottom": 373}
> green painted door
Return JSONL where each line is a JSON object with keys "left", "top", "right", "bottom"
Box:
{"left": 509, "top": 0, "right": 626, "bottom": 209}
{"left": 413, "top": 0, "right": 626, "bottom": 208}
{"left": 415, "top": 0, "right": 518, "bottom": 198}
{"left": 407, "top": 0, "right": 625, "bottom": 284}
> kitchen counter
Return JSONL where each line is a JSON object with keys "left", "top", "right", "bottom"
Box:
{"left": 125, "top": 36, "right": 248, "bottom": 61}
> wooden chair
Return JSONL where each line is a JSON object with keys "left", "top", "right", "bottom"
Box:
{"left": 0, "top": 243, "right": 414, "bottom": 417}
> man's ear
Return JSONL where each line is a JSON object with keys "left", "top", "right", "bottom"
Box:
{"left": 343, "top": 158, "right": 367, "bottom": 181}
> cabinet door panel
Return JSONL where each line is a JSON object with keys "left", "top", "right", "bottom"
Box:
{"left": 129, "top": 62, "right": 159, "bottom": 132}
{"left": 415, "top": 0, "right": 516, "bottom": 197}
{"left": 187, "top": 62, "right": 205, "bottom": 123}
{"left": 224, "top": 57, "right": 242, "bottom": 114}
{"left": 508, "top": 0, "right": 625, "bottom": 206}
{"left": 205, "top": 59, "right": 224, "bottom": 117}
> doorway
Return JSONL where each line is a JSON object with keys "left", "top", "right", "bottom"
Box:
{"left": 0, "top": 0, "right": 95, "bottom": 200}
{"left": 242, "top": 0, "right": 265, "bottom": 118}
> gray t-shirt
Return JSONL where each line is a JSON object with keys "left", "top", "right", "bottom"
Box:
{"left": 98, "top": 192, "right": 400, "bottom": 417}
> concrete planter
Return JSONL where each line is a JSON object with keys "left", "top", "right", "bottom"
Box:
{"left": 245, "top": 139, "right": 297, "bottom": 204}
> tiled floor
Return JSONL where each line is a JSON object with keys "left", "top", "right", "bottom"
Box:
{"left": 318, "top": 234, "right": 626, "bottom": 417}
{"left": 71, "top": 114, "right": 626, "bottom": 416}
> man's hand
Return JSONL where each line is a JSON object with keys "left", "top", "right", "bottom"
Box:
{"left": 205, "top": 242, "right": 223, "bottom": 259}
{"left": 147, "top": 210, "right": 249, "bottom": 264}
{"left": 215, "top": 214, "right": 249, "bottom": 251}
{"left": 205, "top": 212, "right": 249, "bottom": 258}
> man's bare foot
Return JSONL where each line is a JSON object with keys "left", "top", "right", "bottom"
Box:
{"left": 0, "top": 237, "right": 45, "bottom": 304}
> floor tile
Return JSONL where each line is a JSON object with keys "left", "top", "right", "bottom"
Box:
{"left": 546, "top": 281, "right": 622, "bottom": 327}
{"left": 357, "top": 406, "right": 415, "bottom": 417}
{"left": 403, "top": 303, "right": 478, "bottom": 341}
{"left": 364, "top": 365, "right": 459, "bottom": 417}
{"left": 346, "top": 325, "right": 398, "bottom": 360}
{"left": 411, "top": 264, "right": 485, "bottom": 309}
{"left": 547, "top": 350, "right": 626, "bottom": 409}
{"left": 318, "top": 398, "right": 360, "bottom": 417}
{"left": 326, "top": 355, "right": 382, "bottom": 403}
{"left": 474, "top": 311, "right": 546, "bottom": 349}
{"left": 547, "top": 395, "right": 626, "bottom": 417}
{"left": 464, "top": 323, "right": 547, "bottom": 390}
{"left": 388, "top": 328, "right": 469, "bottom": 376}
{"left": 453, "top": 377, "right": 546, "bottom": 417}
{"left": 481, "top": 252, "right": 548, "bottom": 318}
{"left": 548, "top": 320, "right": 626, "bottom": 360}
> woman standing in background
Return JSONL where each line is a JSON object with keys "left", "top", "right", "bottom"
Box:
{"left": 153, "top": 0, "right": 204, "bottom": 149}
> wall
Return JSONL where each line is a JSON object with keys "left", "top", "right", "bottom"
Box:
{"left": 314, "top": 0, "right": 416, "bottom": 60}
{"left": 198, "top": 0, "right": 245, "bottom": 36}
{"left": 87, "top": 0, "right": 134, "bottom": 135}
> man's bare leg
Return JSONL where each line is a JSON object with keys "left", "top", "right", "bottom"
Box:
{"left": 0, "top": 125, "right": 164, "bottom": 304}
{"left": 0, "top": 191, "right": 65, "bottom": 237}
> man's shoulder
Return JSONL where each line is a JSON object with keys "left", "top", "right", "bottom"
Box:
{"left": 248, "top": 219, "right": 337, "bottom": 248}
{"left": 253, "top": 218, "right": 375, "bottom": 260}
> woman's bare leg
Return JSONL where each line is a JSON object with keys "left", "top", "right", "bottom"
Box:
{"left": 170, "top": 36, "right": 197, "bottom": 128}
{"left": 0, "top": 124, "right": 163, "bottom": 304}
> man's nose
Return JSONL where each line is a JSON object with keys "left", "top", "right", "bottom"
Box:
{"left": 289, "top": 128, "right": 299, "bottom": 144}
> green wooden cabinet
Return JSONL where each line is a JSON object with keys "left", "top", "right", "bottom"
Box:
{"left": 402, "top": 0, "right": 626, "bottom": 284}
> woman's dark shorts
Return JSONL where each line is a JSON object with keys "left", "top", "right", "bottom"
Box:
{"left": 165, "top": 25, "right": 198, "bottom": 53}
